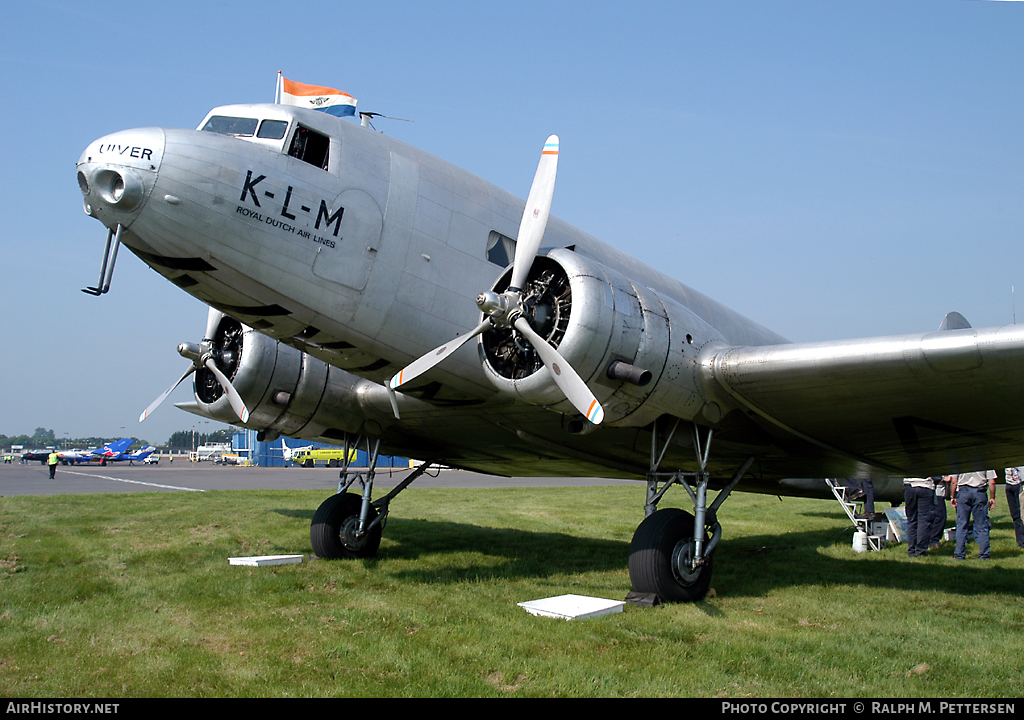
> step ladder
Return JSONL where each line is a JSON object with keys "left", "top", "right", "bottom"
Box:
{"left": 825, "top": 479, "right": 886, "bottom": 551}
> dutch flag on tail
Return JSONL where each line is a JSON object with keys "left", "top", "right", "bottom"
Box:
{"left": 276, "top": 73, "right": 357, "bottom": 117}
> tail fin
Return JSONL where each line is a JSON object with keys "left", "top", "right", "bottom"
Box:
{"left": 95, "top": 438, "right": 134, "bottom": 458}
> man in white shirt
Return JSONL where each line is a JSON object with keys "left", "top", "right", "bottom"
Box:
{"left": 950, "top": 471, "right": 997, "bottom": 560}
{"left": 1004, "top": 467, "right": 1024, "bottom": 549}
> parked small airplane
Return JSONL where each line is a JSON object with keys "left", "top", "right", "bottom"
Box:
{"left": 21, "top": 449, "right": 55, "bottom": 464}
{"left": 76, "top": 89, "right": 1024, "bottom": 601}
{"left": 119, "top": 445, "right": 158, "bottom": 464}
{"left": 83, "top": 438, "right": 137, "bottom": 465}
{"left": 56, "top": 448, "right": 98, "bottom": 465}
{"left": 280, "top": 438, "right": 314, "bottom": 465}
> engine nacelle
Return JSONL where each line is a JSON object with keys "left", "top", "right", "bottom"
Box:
{"left": 479, "top": 248, "right": 725, "bottom": 428}
{"left": 185, "top": 315, "right": 370, "bottom": 442}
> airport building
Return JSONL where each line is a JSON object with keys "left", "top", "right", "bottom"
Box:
{"left": 230, "top": 430, "right": 410, "bottom": 468}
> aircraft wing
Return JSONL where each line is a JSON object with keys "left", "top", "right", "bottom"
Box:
{"left": 704, "top": 323, "right": 1024, "bottom": 475}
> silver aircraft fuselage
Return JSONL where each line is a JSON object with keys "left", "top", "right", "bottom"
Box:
{"left": 76, "top": 104, "right": 1024, "bottom": 502}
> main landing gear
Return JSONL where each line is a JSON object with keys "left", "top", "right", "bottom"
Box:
{"left": 628, "top": 418, "right": 754, "bottom": 603}
{"left": 310, "top": 434, "right": 435, "bottom": 560}
{"left": 310, "top": 423, "right": 752, "bottom": 605}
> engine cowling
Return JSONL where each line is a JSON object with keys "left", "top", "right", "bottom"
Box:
{"left": 188, "top": 314, "right": 369, "bottom": 442}
{"left": 479, "top": 248, "right": 725, "bottom": 428}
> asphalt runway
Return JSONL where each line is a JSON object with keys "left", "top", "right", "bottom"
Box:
{"left": 0, "top": 460, "right": 638, "bottom": 497}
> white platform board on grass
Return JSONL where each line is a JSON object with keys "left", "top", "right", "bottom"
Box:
{"left": 518, "top": 594, "right": 625, "bottom": 620}
{"left": 228, "top": 554, "right": 304, "bottom": 567}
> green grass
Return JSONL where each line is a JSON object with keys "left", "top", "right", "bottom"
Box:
{"left": 1, "top": 487, "right": 1022, "bottom": 697}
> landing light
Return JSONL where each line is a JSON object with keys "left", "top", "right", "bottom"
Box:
{"left": 93, "top": 168, "right": 144, "bottom": 211}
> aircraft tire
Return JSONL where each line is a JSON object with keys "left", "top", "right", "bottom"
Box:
{"left": 310, "top": 492, "right": 382, "bottom": 560}
{"left": 628, "top": 508, "right": 714, "bottom": 603}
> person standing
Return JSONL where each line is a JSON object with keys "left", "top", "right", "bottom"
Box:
{"left": 1004, "top": 467, "right": 1024, "bottom": 550}
{"left": 903, "top": 476, "right": 935, "bottom": 557}
{"left": 928, "top": 476, "right": 951, "bottom": 550}
{"left": 47, "top": 450, "right": 59, "bottom": 479}
{"left": 951, "top": 470, "right": 997, "bottom": 559}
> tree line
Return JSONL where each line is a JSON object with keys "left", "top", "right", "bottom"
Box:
{"left": 2, "top": 426, "right": 234, "bottom": 450}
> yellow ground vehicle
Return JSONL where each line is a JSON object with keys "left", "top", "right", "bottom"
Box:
{"left": 290, "top": 447, "right": 357, "bottom": 468}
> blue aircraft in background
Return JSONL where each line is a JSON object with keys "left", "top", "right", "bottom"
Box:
{"left": 55, "top": 439, "right": 155, "bottom": 466}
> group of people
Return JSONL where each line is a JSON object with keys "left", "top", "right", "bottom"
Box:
{"left": 852, "top": 470, "right": 1024, "bottom": 559}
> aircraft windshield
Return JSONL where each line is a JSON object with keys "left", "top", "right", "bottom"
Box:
{"left": 197, "top": 110, "right": 328, "bottom": 169}
{"left": 202, "top": 116, "right": 259, "bottom": 137}
{"left": 201, "top": 116, "right": 291, "bottom": 144}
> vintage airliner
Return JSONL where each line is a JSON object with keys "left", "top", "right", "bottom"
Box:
{"left": 75, "top": 97, "right": 1024, "bottom": 601}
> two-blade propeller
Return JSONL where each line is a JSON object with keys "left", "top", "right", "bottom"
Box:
{"left": 139, "top": 307, "right": 250, "bottom": 424}
{"left": 387, "top": 136, "right": 604, "bottom": 425}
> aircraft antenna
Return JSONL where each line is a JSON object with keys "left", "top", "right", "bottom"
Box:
{"left": 359, "top": 112, "right": 413, "bottom": 131}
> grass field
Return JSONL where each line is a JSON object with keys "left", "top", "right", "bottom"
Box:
{"left": 1, "top": 486, "right": 1022, "bottom": 697}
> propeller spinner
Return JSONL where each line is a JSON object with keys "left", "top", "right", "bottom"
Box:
{"left": 139, "top": 307, "right": 250, "bottom": 423}
{"left": 388, "top": 136, "right": 605, "bottom": 425}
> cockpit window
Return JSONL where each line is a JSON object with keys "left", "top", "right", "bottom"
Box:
{"left": 288, "top": 125, "right": 330, "bottom": 170}
{"left": 201, "top": 116, "right": 259, "bottom": 137}
{"left": 257, "top": 120, "right": 289, "bottom": 140}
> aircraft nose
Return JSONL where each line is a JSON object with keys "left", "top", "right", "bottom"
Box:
{"left": 77, "top": 127, "right": 165, "bottom": 225}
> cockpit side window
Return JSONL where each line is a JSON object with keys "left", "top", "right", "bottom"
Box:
{"left": 288, "top": 125, "right": 330, "bottom": 170}
{"left": 257, "top": 120, "right": 289, "bottom": 140}
{"left": 201, "top": 116, "right": 259, "bottom": 137}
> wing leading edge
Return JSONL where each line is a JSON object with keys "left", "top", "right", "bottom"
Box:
{"left": 702, "top": 323, "right": 1024, "bottom": 476}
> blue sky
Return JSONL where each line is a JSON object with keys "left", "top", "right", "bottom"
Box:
{"left": 1, "top": 1, "right": 1022, "bottom": 446}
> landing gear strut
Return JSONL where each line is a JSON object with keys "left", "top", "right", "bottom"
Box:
{"left": 309, "top": 434, "right": 434, "bottom": 560}
{"left": 628, "top": 418, "right": 753, "bottom": 602}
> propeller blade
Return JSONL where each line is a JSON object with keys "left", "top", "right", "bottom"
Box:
{"left": 389, "top": 318, "right": 494, "bottom": 394}
{"left": 138, "top": 364, "right": 197, "bottom": 422}
{"left": 203, "top": 357, "right": 250, "bottom": 423}
{"left": 513, "top": 316, "right": 604, "bottom": 425}
{"left": 509, "top": 135, "right": 558, "bottom": 293}
{"left": 386, "top": 384, "right": 401, "bottom": 420}
{"left": 204, "top": 306, "right": 224, "bottom": 343}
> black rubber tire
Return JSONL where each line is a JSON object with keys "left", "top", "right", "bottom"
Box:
{"left": 303, "top": 459, "right": 314, "bottom": 468}
{"left": 310, "top": 492, "right": 382, "bottom": 559}
{"left": 628, "top": 508, "right": 714, "bottom": 603}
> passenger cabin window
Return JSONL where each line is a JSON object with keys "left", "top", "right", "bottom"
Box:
{"left": 288, "top": 126, "right": 330, "bottom": 170}
{"left": 201, "top": 116, "right": 259, "bottom": 137}
{"left": 486, "top": 230, "right": 517, "bottom": 267}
